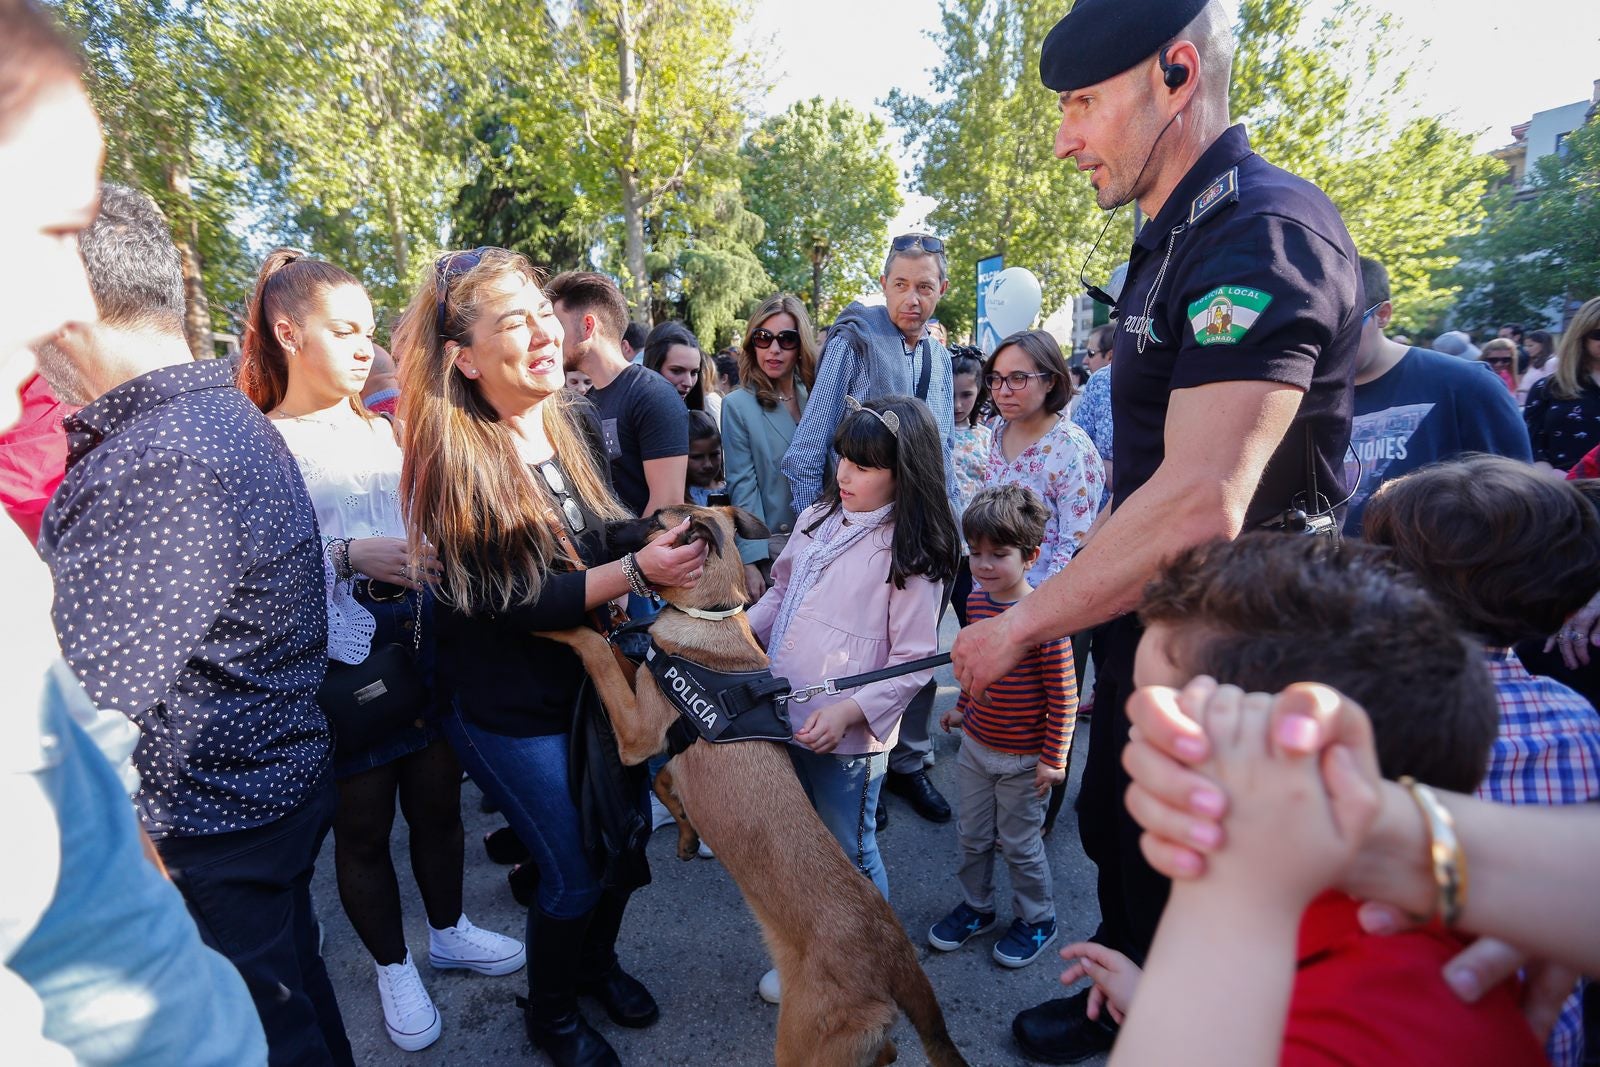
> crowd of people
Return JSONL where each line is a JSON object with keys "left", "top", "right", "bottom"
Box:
{"left": 4, "top": 0, "right": 1600, "bottom": 1065}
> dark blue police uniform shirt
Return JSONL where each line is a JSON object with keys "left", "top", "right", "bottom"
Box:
{"left": 40, "top": 359, "right": 332, "bottom": 839}
{"left": 1109, "top": 124, "right": 1361, "bottom": 526}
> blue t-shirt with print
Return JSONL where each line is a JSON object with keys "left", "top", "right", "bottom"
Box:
{"left": 1344, "top": 347, "right": 1531, "bottom": 536}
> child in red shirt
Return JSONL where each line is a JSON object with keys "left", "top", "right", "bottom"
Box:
{"left": 929, "top": 484, "right": 1077, "bottom": 969}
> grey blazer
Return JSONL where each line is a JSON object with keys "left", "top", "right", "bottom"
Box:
{"left": 721, "top": 382, "right": 809, "bottom": 564}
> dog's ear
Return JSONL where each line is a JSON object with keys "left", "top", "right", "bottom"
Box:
{"left": 606, "top": 515, "right": 662, "bottom": 555}
{"left": 724, "top": 506, "right": 770, "bottom": 543}
{"left": 684, "top": 514, "right": 726, "bottom": 556}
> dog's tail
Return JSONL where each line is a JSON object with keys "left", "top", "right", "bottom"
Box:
{"left": 887, "top": 943, "right": 969, "bottom": 1067}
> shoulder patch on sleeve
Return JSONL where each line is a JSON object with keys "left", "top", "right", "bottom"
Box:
{"left": 1187, "top": 286, "right": 1273, "bottom": 346}
{"left": 1188, "top": 168, "right": 1239, "bottom": 226}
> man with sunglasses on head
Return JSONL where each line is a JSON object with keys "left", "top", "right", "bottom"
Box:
{"left": 952, "top": 0, "right": 1363, "bottom": 1060}
{"left": 781, "top": 232, "right": 960, "bottom": 825}
{"left": 1342, "top": 257, "right": 1529, "bottom": 537}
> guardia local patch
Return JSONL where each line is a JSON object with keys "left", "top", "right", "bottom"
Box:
{"left": 1188, "top": 286, "right": 1273, "bottom": 346}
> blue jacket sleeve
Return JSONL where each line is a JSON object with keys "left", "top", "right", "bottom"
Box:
{"left": 782, "top": 336, "right": 856, "bottom": 514}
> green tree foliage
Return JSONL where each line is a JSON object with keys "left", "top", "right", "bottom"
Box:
{"left": 52, "top": 0, "right": 249, "bottom": 353}
{"left": 1232, "top": 0, "right": 1499, "bottom": 334}
{"left": 742, "top": 98, "right": 902, "bottom": 321}
{"left": 1445, "top": 118, "right": 1600, "bottom": 334}
{"left": 887, "top": 0, "right": 1113, "bottom": 340}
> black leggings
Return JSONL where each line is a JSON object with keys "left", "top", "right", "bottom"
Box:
{"left": 333, "top": 737, "right": 465, "bottom": 965}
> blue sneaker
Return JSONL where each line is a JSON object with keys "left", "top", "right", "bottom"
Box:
{"left": 992, "top": 916, "right": 1058, "bottom": 968}
{"left": 928, "top": 901, "right": 998, "bottom": 951}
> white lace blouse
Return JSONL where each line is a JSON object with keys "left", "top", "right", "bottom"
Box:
{"left": 273, "top": 411, "right": 406, "bottom": 664}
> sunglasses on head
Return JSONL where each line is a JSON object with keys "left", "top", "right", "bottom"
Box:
{"left": 435, "top": 247, "right": 491, "bottom": 341}
{"left": 1587, "top": 329, "right": 1600, "bottom": 343}
{"left": 890, "top": 233, "right": 945, "bottom": 255}
{"left": 751, "top": 327, "right": 801, "bottom": 351}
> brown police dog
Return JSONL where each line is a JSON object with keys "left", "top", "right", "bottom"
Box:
{"left": 540, "top": 505, "right": 967, "bottom": 1067}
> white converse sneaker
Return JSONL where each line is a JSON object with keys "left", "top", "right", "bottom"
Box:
{"left": 428, "top": 914, "right": 526, "bottom": 976}
{"left": 757, "top": 967, "right": 781, "bottom": 1005}
{"left": 375, "top": 952, "right": 441, "bottom": 1052}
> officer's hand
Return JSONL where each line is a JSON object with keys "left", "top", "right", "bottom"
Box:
{"left": 952, "top": 612, "right": 1025, "bottom": 702}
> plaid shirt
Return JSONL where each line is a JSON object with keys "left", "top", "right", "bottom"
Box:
{"left": 1480, "top": 649, "right": 1600, "bottom": 1067}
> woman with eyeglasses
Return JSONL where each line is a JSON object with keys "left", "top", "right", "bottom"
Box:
{"left": 1477, "top": 337, "right": 1520, "bottom": 395}
{"left": 1524, "top": 298, "right": 1600, "bottom": 473}
{"left": 983, "top": 330, "right": 1105, "bottom": 586}
{"left": 238, "top": 248, "right": 526, "bottom": 1053}
{"left": 393, "top": 247, "right": 705, "bottom": 1067}
{"left": 721, "top": 294, "right": 819, "bottom": 603}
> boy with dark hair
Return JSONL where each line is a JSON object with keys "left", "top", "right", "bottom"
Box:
{"left": 1365, "top": 454, "right": 1600, "bottom": 1066}
{"left": 929, "top": 484, "right": 1077, "bottom": 968}
{"left": 1058, "top": 533, "right": 1545, "bottom": 1065}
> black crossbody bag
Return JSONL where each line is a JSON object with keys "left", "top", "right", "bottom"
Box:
{"left": 317, "top": 586, "right": 428, "bottom": 756}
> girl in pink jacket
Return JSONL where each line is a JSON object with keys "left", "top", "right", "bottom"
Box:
{"left": 751, "top": 395, "right": 958, "bottom": 902}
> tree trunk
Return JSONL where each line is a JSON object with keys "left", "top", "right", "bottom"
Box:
{"left": 811, "top": 256, "right": 824, "bottom": 318}
{"left": 615, "top": 0, "right": 651, "bottom": 321}
{"left": 164, "top": 158, "right": 214, "bottom": 360}
{"left": 385, "top": 185, "right": 409, "bottom": 285}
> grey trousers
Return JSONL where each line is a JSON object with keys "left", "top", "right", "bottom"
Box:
{"left": 888, "top": 576, "right": 955, "bottom": 775}
{"left": 954, "top": 735, "right": 1054, "bottom": 924}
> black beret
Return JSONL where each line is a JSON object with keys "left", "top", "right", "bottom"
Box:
{"left": 1040, "top": 0, "right": 1210, "bottom": 93}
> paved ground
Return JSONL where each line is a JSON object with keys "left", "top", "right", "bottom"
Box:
{"left": 314, "top": 617, "right": 1110, "bottom": 1066}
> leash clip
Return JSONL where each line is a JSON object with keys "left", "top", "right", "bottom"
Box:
{"left": 781, "top": 681, "right": 837, "bottom": 705}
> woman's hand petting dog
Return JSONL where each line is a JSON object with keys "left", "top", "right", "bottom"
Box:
{"left": 636, "top": 517, "right": 710, "bottom": 587}
{"left": 795, "top": 700, "right": 866, "bottom": 754}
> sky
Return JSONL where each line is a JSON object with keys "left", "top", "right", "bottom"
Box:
{"left": 744, "top": 0, "right": 1600, "bottom": 235}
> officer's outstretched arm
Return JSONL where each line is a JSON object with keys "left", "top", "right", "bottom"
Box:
{"left": 965, "top": 380, "right": 1301, "bottom": 678}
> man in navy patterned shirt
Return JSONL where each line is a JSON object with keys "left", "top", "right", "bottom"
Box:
{"left": 36, "top": 185, "right": 350, "bottom": 1066}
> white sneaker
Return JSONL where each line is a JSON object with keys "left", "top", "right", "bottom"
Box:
{"left": 375, "top": 952, "right": 442, "bottom": 1052}
{"left": 428, "top": 914, "right": 526, "bottom": 976}
{"left": 697, "top": 839, "right": 714, "bottom": 859}
{"left": 650, "top": 794, "right": 676, "bottom": 830}
{"left": 757, "top": 967, "right": 781, "bottom": 1005}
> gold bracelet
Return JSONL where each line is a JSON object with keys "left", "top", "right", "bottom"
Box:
{"left": 1398, "top": 775, "right": 1468, "bottom": 927}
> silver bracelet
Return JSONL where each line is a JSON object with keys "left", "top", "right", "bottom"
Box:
{"left": 327, "top": 538, "right": 355, "bottom": 582}
{"left": 621, "top": 552, "right": 652, "bottom": 598}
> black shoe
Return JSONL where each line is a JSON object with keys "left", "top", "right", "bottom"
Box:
{"left": 485, "top": 825, "right": 530, "bottom": 865}
{"left": 519, "top": 995, "right": 620, "bottom": 1067}
{"left": 875, "top": 799, "right": 888, "bottom": 832}
{"left": 509, "top": 862, "right": 539, "bottom": 908}
{"left": 1012, "top": 991, "right": 1118, "bottom": 1064}
{"left": 884, "top": 770, "right": 952, "bottom": 823}
{"left": 579, "top": 963, "right": 660, "bottom": 1028}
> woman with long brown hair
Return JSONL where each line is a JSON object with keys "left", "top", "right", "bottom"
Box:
{"left": 394, "top": 247, "right": 705, "bottom": 1067}
{"left": 1525, "top": 297, "right": 1600, "bottom": 472}
{"left": 720, "top": 293, "right": 818, "bottom": 602}
{"left": 240, "top": 248, "right": 524, "bottom": 1053}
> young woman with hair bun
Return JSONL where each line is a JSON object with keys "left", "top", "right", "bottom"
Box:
{"left": 240, "top": 248, "right": 524, "bottom": 1052}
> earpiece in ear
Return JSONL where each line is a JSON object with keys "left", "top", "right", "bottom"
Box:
{"left": 1159, "top": 47, "right": 1190, "bottom": 90}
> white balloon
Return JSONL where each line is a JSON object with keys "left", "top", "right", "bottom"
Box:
{"left": 984, "top": 266, "right": 1043, "bottom": 341}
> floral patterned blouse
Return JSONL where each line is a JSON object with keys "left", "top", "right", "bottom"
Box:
{"left": 987, "top": 416, "right": 1105, "bottom": 586}
{"left": 952, "top": 422, "right": 993, "bottom": 549}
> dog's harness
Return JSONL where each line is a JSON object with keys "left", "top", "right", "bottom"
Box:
{"left": 619, "top": 610, "right": 953, "bottom": 758}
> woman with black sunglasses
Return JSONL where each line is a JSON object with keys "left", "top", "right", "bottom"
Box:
{"left": 722, "top": 293, "right": 819, "bottom": 602}
{"left": 392, "top": 247, "right": 706, "bottom": 1066}
{"left": 1525, "top": 297, "right": 1600, "bottom": 473}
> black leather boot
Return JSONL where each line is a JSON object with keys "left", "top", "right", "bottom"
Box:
{"left": 576, "top": 889, "right": 660, "bottom": 1028}
{"left": 523, "top": 909, "right": 620, "bottom": 1067}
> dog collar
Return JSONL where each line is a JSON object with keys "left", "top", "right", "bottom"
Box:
{"left": 673, "top": 604, "right": 745, "bottom": 621}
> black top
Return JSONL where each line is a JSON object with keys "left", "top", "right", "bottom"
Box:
{"left": 588, "top": 363, "right": 688, "bottom": 516}
{"left": 1108, "top": 124, "right": 1361, "bottom": 527}
{"left": 40, "top": 359, "right": 332, "bottom": 839}
{"left": 1523, "top": 375, "right": 1600, "bottom": 471}
{"left": 437, "top": 408, "right": 619, "bottom": 737}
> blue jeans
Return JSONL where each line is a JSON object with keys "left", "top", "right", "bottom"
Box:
{"left": 11, "top": 665, "right": 267, "bottom": 1066}
{"left": 788, "top": 746, "right": 889, "bottom": 899}
{"left": 441, "top": 705, "right": 601, "bottom": 919}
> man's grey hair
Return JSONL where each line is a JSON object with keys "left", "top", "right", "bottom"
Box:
{"left": 1172, "top": 0, "right": 1235, "bottom": 106}
{"left": 82, "top": 183, "right": 186, "bottom": 334}
{"left": 881, "top": 236, "right": 949, "bottom": 283}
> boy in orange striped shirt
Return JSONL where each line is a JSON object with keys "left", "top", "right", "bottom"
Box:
{"left": 930, "top": 484, "right": 1077, "bottom": 967}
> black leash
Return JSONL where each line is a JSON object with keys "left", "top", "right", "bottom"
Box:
{"left": 780, "top": 652, "right": 953, "bottom": 705}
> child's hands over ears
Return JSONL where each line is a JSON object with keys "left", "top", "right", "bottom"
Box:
{"left": 795, "top": 700, "right": 864, "bottom": 754}
{"left": 939, "top": 707, "right": 964, "bottom": 732}
{"left": 1058, "top": 941, "right": 1140, "bottom": 1025}
{"left": 1034, "top": 760, "right": 1066, "bottom": 797}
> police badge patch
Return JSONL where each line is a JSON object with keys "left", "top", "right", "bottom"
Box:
{"left": 1187, "top": 286, "right": 1273, "bottom": 346}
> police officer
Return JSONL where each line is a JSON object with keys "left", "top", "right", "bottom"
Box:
{"left": 950, "top": 0, "right": 1360, "bottom": 1060}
